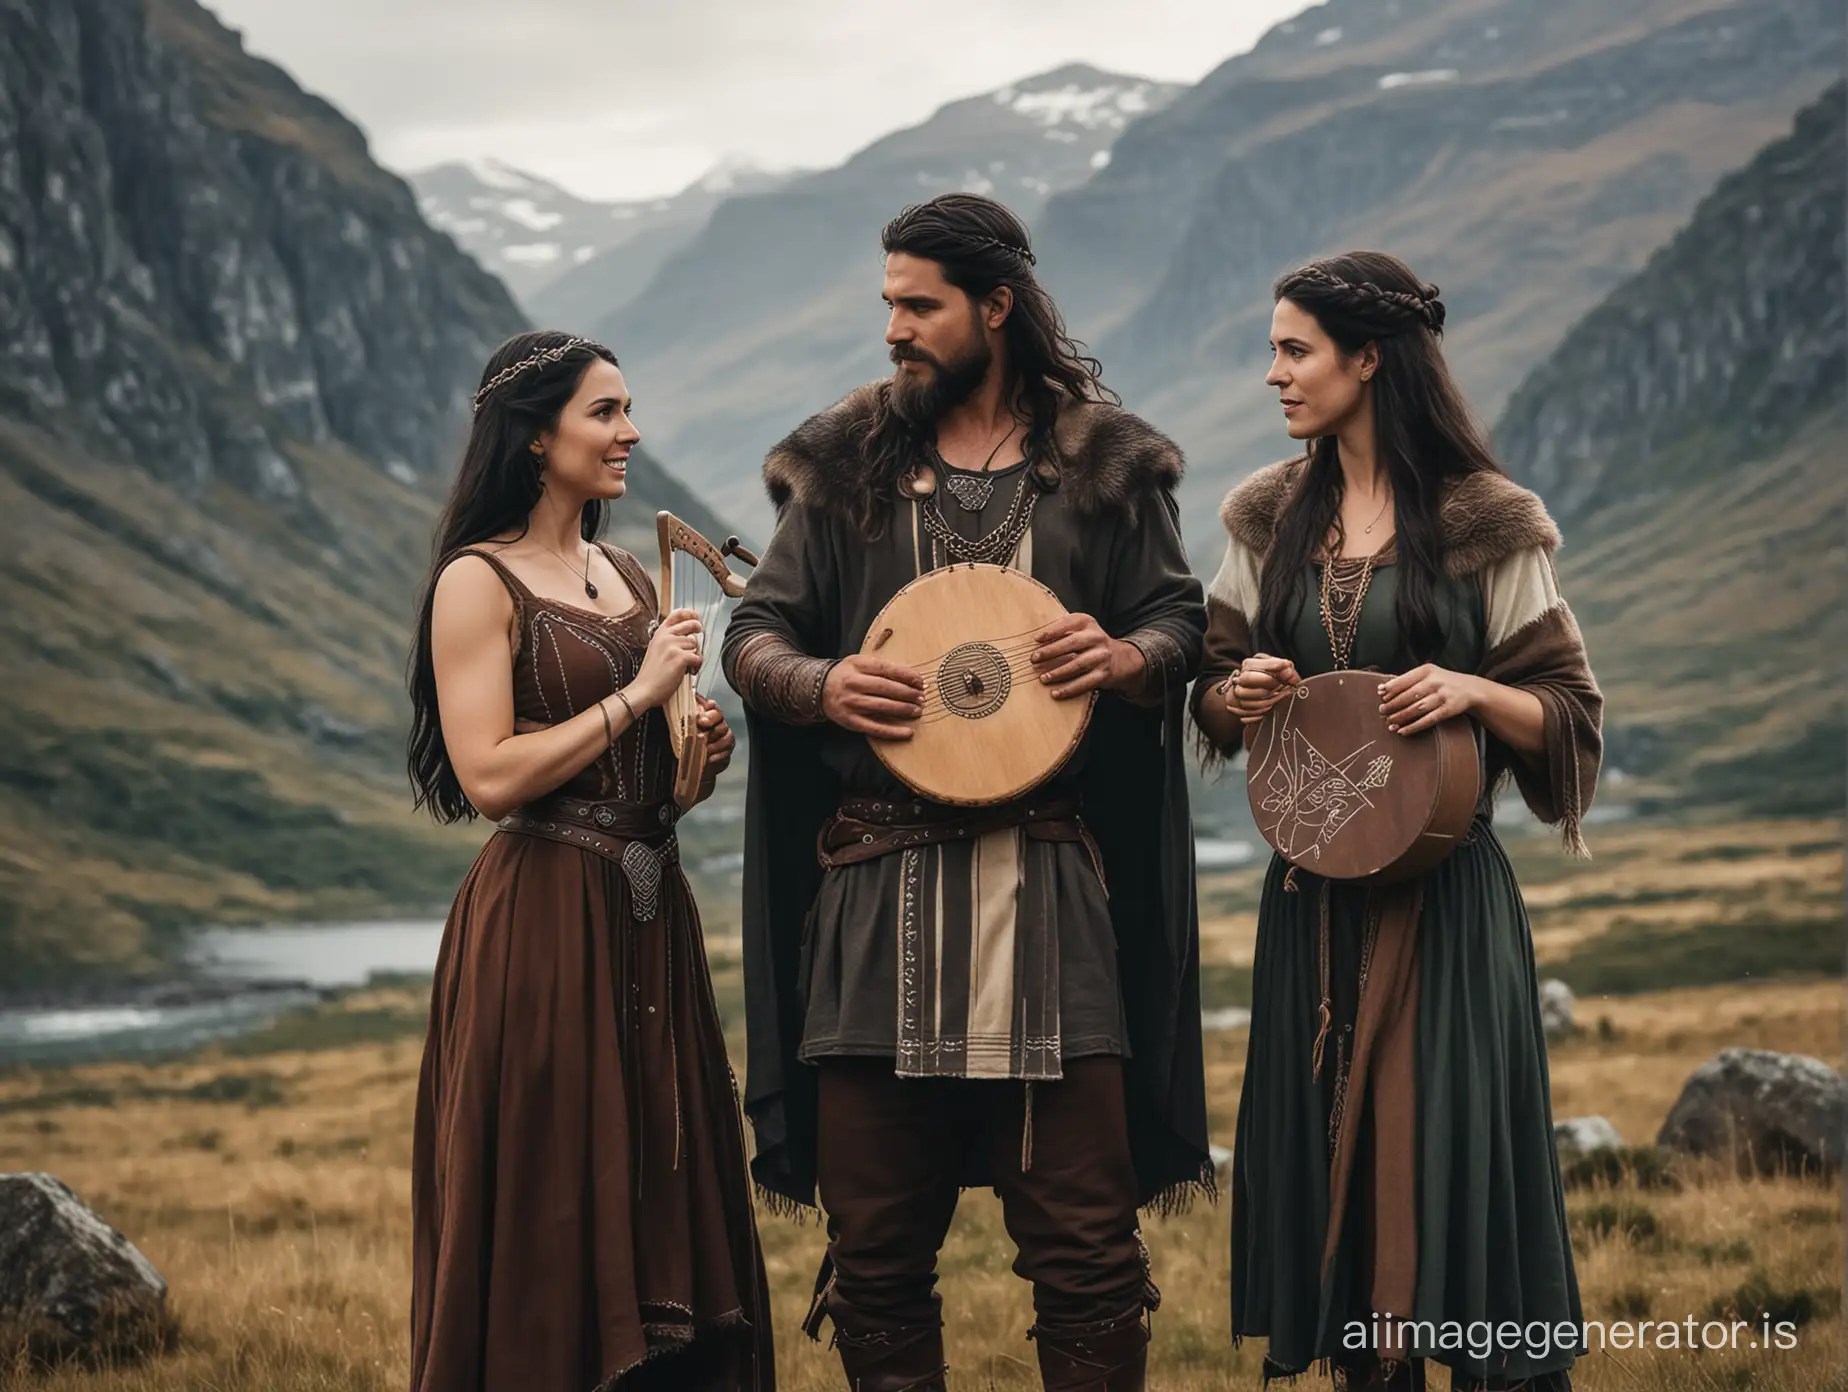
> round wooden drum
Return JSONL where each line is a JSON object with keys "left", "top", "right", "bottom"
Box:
{"left": 1245, "top": 670, "right": 1481, "bottom": 883}
{"left": 862, "top": 563, "right": 1095, "bottom": 806}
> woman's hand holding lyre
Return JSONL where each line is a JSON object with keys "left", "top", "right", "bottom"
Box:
{"left": 694, "top": 694, "right": 735, "bottom": 775}
{"left": 1223, "top": 654, "right": 1301, "bottom": 724}
{"left": 823, "top": 655, "right": 924, "bottom": 740}
{"left": 627, "top": 607, "right": 704, "bottom": 711}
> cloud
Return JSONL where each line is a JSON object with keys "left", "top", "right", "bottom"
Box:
{"left": 201, "top": 0, "right": 1305, "bottom": 198}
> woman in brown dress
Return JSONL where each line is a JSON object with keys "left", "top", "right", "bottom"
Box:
{"left": 405, "top": 331, "right": 773, "bottom": 1391}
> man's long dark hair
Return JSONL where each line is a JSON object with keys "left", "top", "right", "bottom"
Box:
{"left": 1254, "top": 251, "right": 1505, "bottom": 668}
{"left": 406, "top": 331, "right": 619, "bottom": 822}
{"left": 852, "top": 193, "right": 1117, "bottom": 538}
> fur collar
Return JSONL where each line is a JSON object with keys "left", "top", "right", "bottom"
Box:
{"left": 763, "top": 380, "right": 1184, "bottom": 520}
{"left": 1218, "top": 455, "right": 1561, "bottom": 578}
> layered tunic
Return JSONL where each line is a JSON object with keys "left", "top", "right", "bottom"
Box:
{"left": 1193, "top": 459, "right": 1602, "bottom": 1388}
{"left": 722, "top": 382, "right": 1215, "bottom": 1215}
{"left": 787, "top": 456, "right": 1133, "bottom": 1079}
{"left": 410, "top": 545, "right": 773, "bottom": 1392}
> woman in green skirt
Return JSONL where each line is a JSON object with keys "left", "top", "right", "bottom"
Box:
{"left": 1192, "top": 253, "right": 1602, "bottom": 1390}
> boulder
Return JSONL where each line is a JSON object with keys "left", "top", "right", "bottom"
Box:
{"left": 0, "top": 1173, "right": 170, "bottom": 1365}
{"left": 1656, "top": 1049, "right": 1848, "bottom": 1177}
{"left": 1553, "top": 1116, "right": 1624, "bottom": 1165}
{"left": 1538, "top": 979, "right": 1577, "bottom": 1040}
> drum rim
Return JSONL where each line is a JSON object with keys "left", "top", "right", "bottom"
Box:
{"left": 861, "top": 562, "right": 1097, "bottom": 807}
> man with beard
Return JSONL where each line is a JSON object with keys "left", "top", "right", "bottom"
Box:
{"left": 721, "top": 193, "right": 1211, "bottom": 1392}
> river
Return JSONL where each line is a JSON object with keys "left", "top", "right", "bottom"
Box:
{"left": 0, "top": 837, "right": 1262, "bottom": 1066}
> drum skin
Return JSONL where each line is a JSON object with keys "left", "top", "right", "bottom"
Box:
{"left": 1244, "top": 670, "right": 1481, "bottom": 884}
{"left": 861, "top": 563, "right": 1095, "bottom": 806}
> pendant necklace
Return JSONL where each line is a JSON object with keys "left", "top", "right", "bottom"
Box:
{"left": 939, "top": 419, "right": 1020, "bottom": 512}
{"left": 921, "top": 463, "right": 1039, "bottom": 565}
{"left": 1360, "top": 487, "right": 1393, "bottom": 535}
{"left": 540, "top": 538, "right": 598, "bottom": 600}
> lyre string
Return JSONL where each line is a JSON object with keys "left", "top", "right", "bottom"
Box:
{"left": 873, "top": 623, "right": 1051, "bottom": 673}
{"left": 671, "top": 549, "right": 733, "bottom": 702}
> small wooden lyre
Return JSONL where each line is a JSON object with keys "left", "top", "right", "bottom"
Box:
{"left": 656, "top": 511, "right": 755, "bottom": 810}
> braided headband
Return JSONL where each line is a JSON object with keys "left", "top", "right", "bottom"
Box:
{"left": 1280, "top": 265, "right": 1443, "bottom": 331}
{"left": 472, "top": 336, "right": 607, "bottom": 416}
{"left": 974, "top": 234, "right": 1037, "bottom": 267}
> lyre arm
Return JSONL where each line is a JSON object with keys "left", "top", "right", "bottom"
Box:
{"left": 657, "top": 512, "right": 749, "bottom": 599}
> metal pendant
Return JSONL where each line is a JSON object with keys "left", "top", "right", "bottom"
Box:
{"left": 621, "top": 840, "right": 663, "bottom": 922}
{"left": 944, "top": 474, "right": 995, "bottom": 512}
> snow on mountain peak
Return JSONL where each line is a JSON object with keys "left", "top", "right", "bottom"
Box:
{"left": 461, "top": 157, "right": 539, "bottom": 193}
{"left": 991, "top": 82, "right": 1156, "bottom": 133}
{"left": 501, "top": 198, "right": 564, "bottom": 232}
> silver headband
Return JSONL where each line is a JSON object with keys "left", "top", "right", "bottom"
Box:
{"left": 471, "top": 337, "right": 605, "bottom": 416}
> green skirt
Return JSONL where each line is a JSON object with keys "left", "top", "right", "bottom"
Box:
{"left": 1229, "top": 822, "right": 1581, "bottom": 1387}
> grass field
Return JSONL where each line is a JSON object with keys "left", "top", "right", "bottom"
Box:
{"left": 1, "top": 820, "right": 1843, "bottom": 1390}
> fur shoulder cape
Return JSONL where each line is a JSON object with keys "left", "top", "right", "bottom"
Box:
{"left": 1218, "top": 454, "right": 1561, "bottom": 577}
{"left": 763, "top": 380, "right": 1184, "bottom": 520}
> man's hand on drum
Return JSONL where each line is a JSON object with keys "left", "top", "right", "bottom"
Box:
{"left": 1221, "top": 655, "right": 1301, "bottom": 724}
{"left": 1030, "top": 614, "right": 1143, "bottom": 701}
{"left": 823, "top": 655, "right": 925, "bottom": 740}
{"left": 1377, "top": 663, "right": 1477, "bottom": 735}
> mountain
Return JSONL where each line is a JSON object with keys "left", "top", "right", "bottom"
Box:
{"left": 568, "top": 0, "right": 1839, "bottom": 543}
{"left": 1495, "top": 83, "right": 1845, "bottom": 814}
{"left": 410, "top": 157, "right": 797, "bottom": 322}
{"left": 1034, "top": 0, "right": 1844, "bottom": 540}
{"left": 590, "top": 64, "right": 1186, "bottom": 528}
{"left": 0, "top": 0, "right": 725, "bottom": 986}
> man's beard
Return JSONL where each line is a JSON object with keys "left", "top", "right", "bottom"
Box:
{"left": 889, "top": 334, "right": 992, "bottom": 426}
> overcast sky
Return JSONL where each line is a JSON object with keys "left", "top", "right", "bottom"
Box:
{"left": 201, "top": 0, "right": 1308, "bottom": 200}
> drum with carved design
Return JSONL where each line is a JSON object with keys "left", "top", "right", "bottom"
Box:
{"left": 1244, "top": 670, "right": 1480, "bottom": 883}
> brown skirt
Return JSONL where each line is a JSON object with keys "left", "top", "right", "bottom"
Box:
{"left": 410, "top": 828, "right": 773, "bottom": 1391}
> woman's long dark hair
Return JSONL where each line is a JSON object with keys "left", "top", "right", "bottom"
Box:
{"left": 1254, "top": 251, "right": 1504, "bottom": 668}
{"left": 407, "top": 330, "right": 619, "bottom": 822}
{"left": 853, "top": 193, "right": 1118, "bottom": 538}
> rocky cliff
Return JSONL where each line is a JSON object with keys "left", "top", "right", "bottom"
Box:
{"left": 0, "top": 0, "right": 725, "bottom": 985}
{"left": 1495, "top": 85, "right": 1846, "bottom": 814}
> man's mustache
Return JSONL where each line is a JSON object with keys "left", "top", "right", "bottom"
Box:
{"left": 890, "top": 344, "right": 940, "bottom": 368}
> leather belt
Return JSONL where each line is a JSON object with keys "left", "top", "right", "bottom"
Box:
{"left": 498, "top": 794, "right": 680, "bottom": 865}
{"left": 817, "top": 794, "right": 1090, "bottom": 870}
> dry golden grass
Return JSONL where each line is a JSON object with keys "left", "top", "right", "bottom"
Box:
{"left": 1, "top": 981, "right": 1841, "bottom": 1391}
{"left": 1, "top": 821, "right": 1843, "bottom": 1390}
{"left": 1198, "top": 817, "right": 1843, "bottom": 982}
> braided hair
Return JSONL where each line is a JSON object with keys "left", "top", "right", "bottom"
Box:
{"left": 1255, "top": 251, "right": 1504, "bottom": 669}
{"left": 849, "top": 193, "right": 1116, "bottom": 539}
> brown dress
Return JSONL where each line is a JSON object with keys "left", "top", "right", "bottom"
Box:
{"left": 410, "top": 544, "right": 773, "bottom": 1392}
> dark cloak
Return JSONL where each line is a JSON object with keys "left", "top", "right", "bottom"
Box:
{"left": 727, "top": 382, "right": 1216, "bottom": 1218}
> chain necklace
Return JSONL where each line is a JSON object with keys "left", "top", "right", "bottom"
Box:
{"left": 1319, "top": 546, "right": 1376, "bottom": 670}
{"left": 919, "top": 463, "right": 1038, "bottom": 565}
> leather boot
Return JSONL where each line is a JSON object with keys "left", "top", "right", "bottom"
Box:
{"left": 1028, "top": 1306, "right": 1150, "bottom": 1391}
{"left": 1333, "top": 1353, "right": 1427, "bottom": 1391}
{"left": 832, "top": 1321, "right": 948, "bottom": 1392}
